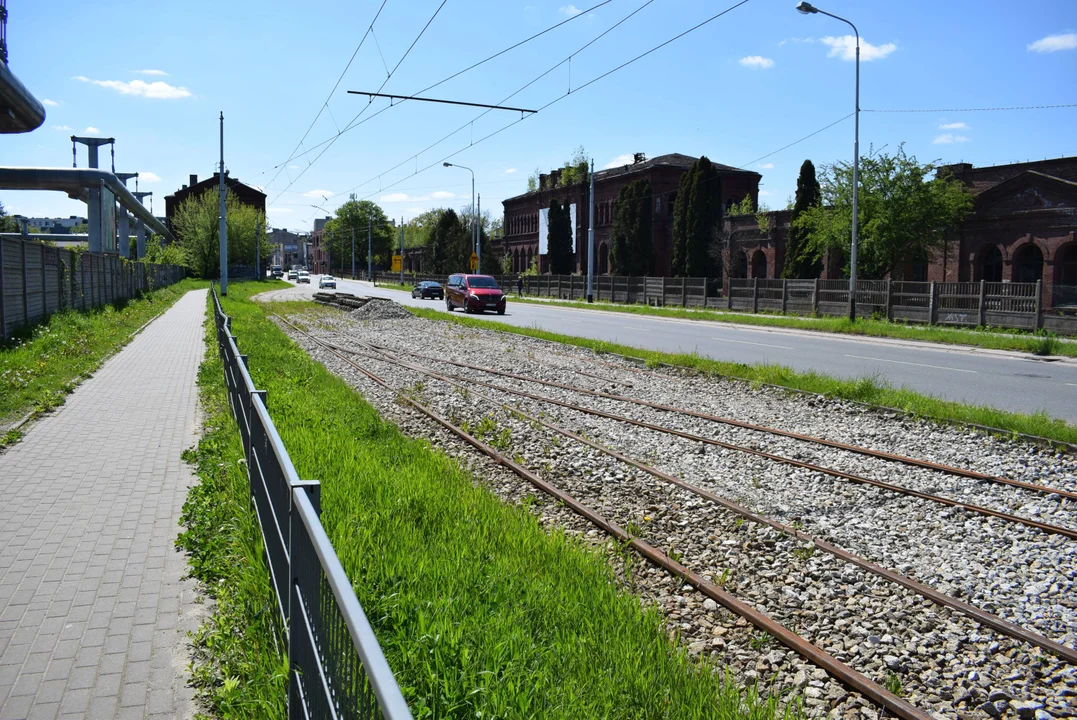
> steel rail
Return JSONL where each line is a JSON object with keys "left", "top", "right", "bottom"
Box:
{"left": 367, "top": 342, "right": 1077, "bottom": 502}
{"left": 323, "top": 338, "right": 1077, "bottom": 541}
{"left": 277, "top": 317, "right": 931, "bottom": 720}
{"left": 347, "top": 337, "right": 1077, "bottom": 666}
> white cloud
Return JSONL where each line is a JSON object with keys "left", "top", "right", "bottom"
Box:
{"left": 939, "top": 121, "right": 968, "bottom": 130}
{"left": 933, "top": 133, "right": 969, "bottom": 144}
{"left": 430, "top": 191, "right": 455, "bottom": 200}
{"left": 738, "top": 55, "right": 774, "bottom": 69}
{"left": 1028, "top": 33, "right": 1077, "bottom": 53}
{"left": 52, "top": 124, "right": 73, "bottom": 131}
{"left": 84, "top": 126, "right": 101, "bottom": 134}
{"left": 505, "top": 167, "right": 517, "bottom": 174}
{"left": 380, "top": 190, "right": 455, "bottom": 203}
{"left": 757, "top": 162, "right": 775, "bottom": 169}
{"left": 302, "top": 189, "right": 334, "bottom": 198}
{"left": 380, "top": 193, "right": 410, "bottom": 203}
{"left": 268, "top": 207, "right": 294, "bottom": 214}
{"left": 603, "top": 153, "right": 636, "bottom": 169}
{"left": 73, "top": 75, "right": 192, "bottom": 99}
{"left": 779, "top": 36, "right": 814, "bottom": 46}
{"left": 559, "top": 4, "right": 582, "bottom": 16}
{"left": 42, "top": 98, "right": 60, "bottom": 106}
{"left": 820, "top": 35, "right": 896, "bottom": 61}
{"left": 139, "top": 171, "right": 161, "bottom": 182}
{"left": 134, "top": 69, "right": 169, "bottom": 76}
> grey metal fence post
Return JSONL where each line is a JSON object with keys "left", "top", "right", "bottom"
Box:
{"left": 21, "top": 239, "right": 28, "bottom": 325}
{"left": 681, "top": 277, "right": 687, "bottom": 307}
{"left": 0, "top": 239, "right": 6, "bottom": 338}
{"left": 727, "top": 280, "right": 732, "bottom": 310}
{"left": 40, "top": 243, "right": 46, "bottom": 316}
{"left": 978, "top": 280, "right": 986, "bottom": 327}
{"left": 885, "top": 279, "right": 893, "bottom": 321}
{"left": 928, "top": 281, "right": 937, "bottom": 325}
{"left": 847, "top": 279, "right": 854, "bottom": 320}
{"left": 1034, "top": 279, "right": 1043, "bottom": 330}
{"left": 781, "top": 279, "right": 788, "bottom": 314}
{"left": 702, "top": 277, "right": 708, "bottom": 308}
{"left": 752, "top": 278, "right": 759, "bottom": 313}
{"left": 812, "top": 278, "right": 819, "bottom": 314}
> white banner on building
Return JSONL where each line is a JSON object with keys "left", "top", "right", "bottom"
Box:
{"left": 538, "top": 203, "right": 577, "bottom": 255}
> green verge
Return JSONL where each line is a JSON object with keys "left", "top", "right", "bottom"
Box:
{"left": 505, "top": 295, "right": 1077, "bottom": 357}
{"left": 0, "top": 278, "right": 209, "bottom": 438}
{"left": 186, "top": 280, "right": 803, "bottom": 719}
{"left": 406, "top": 306, "right": 1077, "bottom": 447}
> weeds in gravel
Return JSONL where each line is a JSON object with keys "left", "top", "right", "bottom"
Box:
{"left": 713, "top": 569, "right": 732, "bottom": 589}
{"left": 0, "top": 428, "right": 23, "bottom": 449}
{"left": 220, "top": 288, "right": 807, "bottom": 719}
{"left": 405, "top": 306, "right": 1077, "bottom": 446}
{"left": 749, "top": 632, "right": 774, "bottom": 650}
{"left": 0, "top": 278, "right": 209, "bottom": 428}
{"left": 884, "top": 672, "right": 903, "bottom": 696}
{"left": 792, "top": 545, "right": 816, "bottom": 563}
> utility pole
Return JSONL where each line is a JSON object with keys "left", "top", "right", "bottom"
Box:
{"left": 587, "top": 158, "right": 595, "bottom": 303}
{"left": 351, "top": 225, "right": 356, "bottom": 280}
{"left": 218, "top": 112, "right": 228, "bottom": 295}
{"left": 399, "top": 216, "right": 405, "bottom": 286}
{"left": 367, "top": 215, "right": 373, "bottom": 285}
{"left": 255, "top": 221, "right": 261, "bottom": 280}
{"left": 477, "top": 193, "right": 481, "bottom": 274}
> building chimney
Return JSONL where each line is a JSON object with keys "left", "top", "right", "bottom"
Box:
{"left": 633, "top": 153, "right": 646, "bottom": 164}
{"left": 189, "top": 174, "right": 198, "bottom": 186}
{"left": 539, "top": 173, "right": 549, "bottom": 190}
{"left": 550, "top": 169, "right": 562, "bottom": 187}
{"left": 181, "top": 184, "right": 188, "bottom": 190}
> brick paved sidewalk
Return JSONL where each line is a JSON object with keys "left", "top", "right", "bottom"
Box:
{"left": 0, "top": 289, "right": 209, "bottom": 720}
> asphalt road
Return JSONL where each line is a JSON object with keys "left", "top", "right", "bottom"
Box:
{"left": 298, "top": 276, "right": 1077, "bottom": 423}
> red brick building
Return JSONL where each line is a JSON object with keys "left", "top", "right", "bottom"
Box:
{"left": 501, "top": 153, "right": 760, "bottom": 277}
{"left": 726, "top": 157, "right": 1077, "bottom": 306}
{"left": 164, "top": 173, "right": 266, "bottom": 235}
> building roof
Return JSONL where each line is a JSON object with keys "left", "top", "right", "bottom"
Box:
{"left": 163, "top": 172, "right": 266, "bottom": 201}
{"left": 503, "top": 153, "right": 758, "bottom": 203}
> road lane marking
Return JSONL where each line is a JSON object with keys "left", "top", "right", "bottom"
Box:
{"left": 1066, "top": 383, "right": 1077, "bottom": 388}
{"left": 844, "top": 354, "right": 978, "bottom": 373}
{"left": 714, "top": 338, "right": 793, "bottom": 350}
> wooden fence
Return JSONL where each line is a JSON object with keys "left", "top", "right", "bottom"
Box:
{"left": 1, "top": 236, "right": 185, "bottom": 339}
{"left": 728, "top": 278, "right": 1077, "bottom": 334}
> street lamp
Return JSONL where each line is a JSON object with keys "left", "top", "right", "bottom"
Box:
{"left": 797, "top": 1, "right": 860, "bottom": 321}
{"left": 444, "top": 162, "right": 478, "bottom": 273}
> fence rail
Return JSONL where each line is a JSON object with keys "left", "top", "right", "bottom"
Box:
{"left": 211, "top": 286, "right": 412, "bottom": 720}
{"left": 1, "top": 235, "right": 184, "bottom": 338}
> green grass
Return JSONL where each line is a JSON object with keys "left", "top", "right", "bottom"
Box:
{"left": 188, "top": 281, "right": 804, "bottom": 719}
{"left": 505, "top": 295, "right": 1077, "bottom": 356}
{"left": 0, "top": 278, "right": 209, "bottom": 437}
{"left": 405, "top": 306, "right": 1077, "bottom": 446}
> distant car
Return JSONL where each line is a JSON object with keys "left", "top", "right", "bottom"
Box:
{"left": 271, "top": 265, "right": 283, "bottom": 278}
{"left": 445, "top": 274, "right": 506, "bottom": 315}
{"left": 288, "top": 270, "right": 299, "bottom": 281}
{"left": 319, "top": 275, "right": 337, "bottom": 289}
{"left": 411, "top": 281, "right": 444, "bottom": 300}
{"left": 297, "top": 271, "right": 310, "bottom": 284}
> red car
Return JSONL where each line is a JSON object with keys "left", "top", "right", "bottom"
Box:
{"left": 445, "top": 274, "right": 507, "bottom": 314}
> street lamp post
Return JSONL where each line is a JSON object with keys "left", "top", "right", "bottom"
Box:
{"left": 444, "top": 162, "right": 477, "bottom": 273}
{"left": 797, "top": 1, "right": 859, "bottom": 321}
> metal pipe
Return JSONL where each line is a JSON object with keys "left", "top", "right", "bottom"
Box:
{"left": 0, "top": 167, "right": 176, "bottom": 243}
{"left": 0, "top": 62, "right": 45, "bottom": 134}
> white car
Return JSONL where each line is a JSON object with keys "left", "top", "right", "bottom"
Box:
{"left": 319, "top": 275, "right": 337, "bottom": 289}
{"left": 297, "top": 271, "right": 310, "bottom": 284}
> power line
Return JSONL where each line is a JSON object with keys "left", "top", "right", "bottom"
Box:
{"left": 864, "top": 103, "right": 1077, "bottom": 113}
{"left": 742, "top": 113, "right": 853, "bottom": 167}
{"left": 330, "top": 0, "right": 666, "bottom": 201}
{"left": 351, "top": 0, "right": 754, "bottom": 204}
{"left": 263, "top": 0, "right": 389, "bottom": 191}
{"left": 258, "top": 0, "right": 615, "bottom": 180}
{"left": 270, "top": 0, "right": 449, "bottom": 204}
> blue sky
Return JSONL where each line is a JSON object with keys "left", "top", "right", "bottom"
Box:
{"left": 4, "top": 0, "right": 1075, "bottom": 230}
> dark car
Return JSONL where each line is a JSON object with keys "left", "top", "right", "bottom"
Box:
{"left": 445, "top": 274, "right": 506, "bottom": 315}
{"left": 411, "top": 281, "right": 444, "bottom": 300}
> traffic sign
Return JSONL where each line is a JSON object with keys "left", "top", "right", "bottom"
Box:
{"left": 391, "top": 254, "right": 402, "bottom": 272}
{"left": 469, "top": 252, "right": 478, "bottom": 271}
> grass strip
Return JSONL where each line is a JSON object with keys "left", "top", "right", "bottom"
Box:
{"left": 177, "top": 291, "right": 288, "bottom": 718}
{"left": 0, "top": 278, "right": 209, "bottom": 437}
{"left": 405, "top": 306, "right": 1077, "bottom": 447}
{"left": 208, "top": 281, "right": 803, "bottom": 719}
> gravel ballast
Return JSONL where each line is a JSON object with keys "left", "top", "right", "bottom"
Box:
{"left": 276, "top": 303, "right": 1077, "bottom": 719}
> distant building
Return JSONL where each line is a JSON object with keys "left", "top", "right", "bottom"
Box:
{"left": 10, "top": 215, "right": 87, "bottom": 233}
{"left": 164, "top": 173, "right": 266, "bottom": 234}
{"left": 267, "top": 228, "right": 304, "bottom": 268}
{"left": 501, "top": 153, "right": 760, "bottom": 276}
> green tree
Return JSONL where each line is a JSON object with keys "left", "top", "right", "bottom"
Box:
{"left": 546, "top": 198, "right": 574, "bottom": 274}
{"left": 670, "top": 166, "right": 695, "bottom": 277}
{"left": 559, "top": 146, "right": 589, "bottom": 187}
{"left": 672, "top": 157, "right": 723, "bottom": 277}
{"left": 0, "top": 200, "right": 20, "bottom": 233}
{"left": 795, "top": 145, "right": 973, "bottom": 279}
{"left": 403, "top": 209, "right": 446, "bottom": 248}
{"left": 783, "top": 160, "right": 823, "bottom": 279}
{"left": 725, "top": 195, "right": 754, "bottom": 217}
{"left": 324, "top": 196, "right": 392, "bottom": 271}
{"left": 609, "top": 179, "right": 653, "bottom": 276}
{"left": 142, "top": 235, "right": 186, "bottom": 265}
{"left": 172, "top": 188, "right": 268, "bottom": 278}
{"left": 427, "top": 209, "right": 471, "bottom": 274}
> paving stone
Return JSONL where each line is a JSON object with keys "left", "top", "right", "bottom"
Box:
{"left": 0, "top": 290, "right": 208, "bottom": 719}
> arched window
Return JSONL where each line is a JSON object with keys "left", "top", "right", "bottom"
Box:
{"left": 751, "top": 250, "right": 767, "bottom": 279}
{"left": 1012, "top": 244, "right": 1044, "bottom": 283}
{"left": 1058, "top": 244, "right": 1077, "bottom": 287}
{"left": 599, "top": 243, "right": 609, "bottom": 274}
{"left": 980, "top": 246, "right": 1003, "bottom": 283}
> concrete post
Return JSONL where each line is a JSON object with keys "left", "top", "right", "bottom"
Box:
{"left": 1034, "top": 279, "right": 1043, "bottom": 330}
{"left": 587, "top": 159, "right": 595, "bottom": 303}
{"left": 752, "top": 277, "right": 759, "bottom": 313}
{"left": 978, "top": 280, "right": 987, "bottom": 327}
{"left": 812, "top": 278, "right": 820, "bottom": 314}
{"left": 928, "top": 281, "right": 937, "bottom": 325}
{"left": 702, "top": 278, "right": 708, "bottom": 308}
{"left": 727, "top": 279, "right": 733, "bottom": 310}
{"left": 781, "top": 279, "right": 788, "bottom": 314}
{"left": 256, "top": 221, "right": 261, "bottom": 279}
{"left": 0, "top": 235, "right": 6, "bottom": 338}
{"left": 21, "top": 238, "right": 28, "bottom": 324}
{"left": 681, "top": 277, "right": 687, "bottom": 307}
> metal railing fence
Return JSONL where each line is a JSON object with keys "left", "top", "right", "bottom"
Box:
{"left": 211, "top": 286, "right": 412, "bottom": 720}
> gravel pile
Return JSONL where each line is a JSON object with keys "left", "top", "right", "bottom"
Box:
{"left": 349, "top": 297, "right": 413, "bottom": 320}
{"left": 280, "top": 309, "right": 1077, "bottom": 719}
